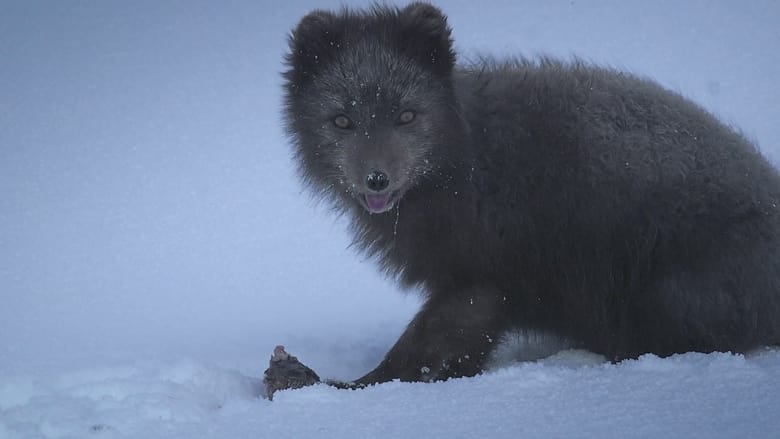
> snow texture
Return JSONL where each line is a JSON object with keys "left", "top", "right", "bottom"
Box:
{"left": 2, "top": 351, "right": 779, "bottom": 439}
{"left": 1, "top": 1, "right": 779, "bottom": 438}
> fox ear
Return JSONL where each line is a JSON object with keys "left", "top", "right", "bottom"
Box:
{"left": 286, "top": 10, "right": 341, "bottom": 81}
{"left": 399, "top": 3, "right": 455, "bottom": 76}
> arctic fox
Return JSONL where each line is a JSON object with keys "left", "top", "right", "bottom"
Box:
{"left": 283, "top": 3, "right": 780, "bottom": 384}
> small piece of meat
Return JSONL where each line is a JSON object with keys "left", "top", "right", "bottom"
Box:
{"left": 263, "top": 345, "right": 320, "bottom": 400}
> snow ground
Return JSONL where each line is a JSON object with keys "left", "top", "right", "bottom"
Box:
{"left": 3, "top": 349, "right": 779, "bottom": 439}
{"left": 2, "top": 1, "right": 779, "bottom": 438}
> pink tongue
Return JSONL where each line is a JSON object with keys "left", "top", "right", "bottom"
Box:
{"left": 365, "top": 193, "right": 391, "bottom": 212}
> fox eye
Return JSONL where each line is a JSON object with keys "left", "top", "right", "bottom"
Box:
{"left": 333, "top": 115, "right": 353, "bottom": 129}
{"left": 398, "top": 110, "right": 415, "bottom": 124}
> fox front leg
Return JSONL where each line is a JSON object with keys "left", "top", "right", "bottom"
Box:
{"left": 355, "top": 288, "right": 511, "bottom": 384}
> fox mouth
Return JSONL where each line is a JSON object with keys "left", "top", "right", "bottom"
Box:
{"left": 361, "top": 191, "right": 398, "bottom": 214}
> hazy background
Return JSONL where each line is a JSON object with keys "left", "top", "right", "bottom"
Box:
{"left": 2, "top": 0, "right": 779, "bottom": 375}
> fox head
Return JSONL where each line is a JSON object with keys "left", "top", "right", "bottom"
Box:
{"left": 283, "top": 3, "right": 467, "bottom": 214}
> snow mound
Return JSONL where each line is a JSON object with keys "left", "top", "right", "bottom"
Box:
{"left": 1, "top": 350, "right": 778, "bottom": 439}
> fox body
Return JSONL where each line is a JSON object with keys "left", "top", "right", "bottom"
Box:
{"left": 283, "top": 3, "right": 780, "bottom": 384}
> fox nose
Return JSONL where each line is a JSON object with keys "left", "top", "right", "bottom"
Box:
{"left": 366, "top": 170, "right": 390, "bottom": 192}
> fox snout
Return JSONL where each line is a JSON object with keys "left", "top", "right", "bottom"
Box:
{"left": 365, "top": 170, "right": 390, "bottom": 193}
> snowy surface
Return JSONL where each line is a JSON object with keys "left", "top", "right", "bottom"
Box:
{"left": 1, "top": 1, "right": 779, "bottom": 438}
{"left": 3, "top": 350, "right": 779, "bottom": 439}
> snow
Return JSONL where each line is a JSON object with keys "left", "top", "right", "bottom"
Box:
{"left": 3, "top": 351, "right": 779, "bottom": 438}
{"left": 1, "top": 1, "right": 779, "bottom": 438}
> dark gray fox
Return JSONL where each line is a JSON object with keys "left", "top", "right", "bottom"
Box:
{"left": 283, "top": 3, "right": 780, "bottom": 384}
